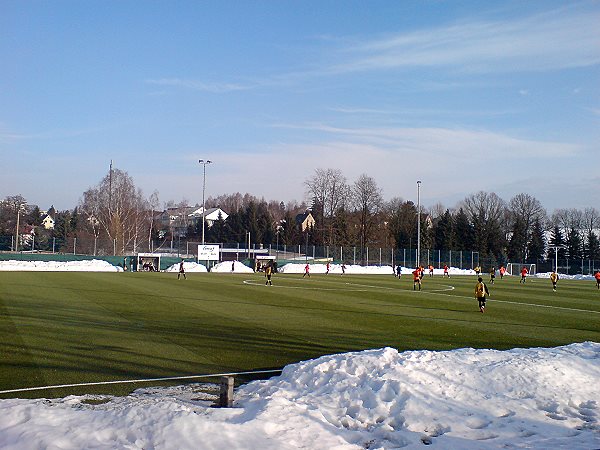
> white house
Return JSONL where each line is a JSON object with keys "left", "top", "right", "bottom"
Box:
{"left": 188, "top": 207, "right": 229, "bottom": 227}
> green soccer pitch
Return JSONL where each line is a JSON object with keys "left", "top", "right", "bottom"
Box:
{"left": 1, "top": 271, "right": 599, "bottom": 398}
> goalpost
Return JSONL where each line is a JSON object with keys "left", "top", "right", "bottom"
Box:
{"left": 506, "top": 263, "right": 536, "bottom": 276}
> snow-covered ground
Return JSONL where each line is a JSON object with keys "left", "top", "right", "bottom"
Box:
{"left": 278, "top": 262, "right": 477, "bottom": 276}
{"left": 165, "top": 261, "right": 208, "bottom": 273}
{"left": 0, "top": 259, "right": 123, "bottom": 272}
{"left": 535, "top": 272, "right": 596, "bottom": 281}
{"left": 211, "top": 260, "right": 254, "bottom": 273}
{"left": 1, "top": 343, "right": 598, "bottom": 449}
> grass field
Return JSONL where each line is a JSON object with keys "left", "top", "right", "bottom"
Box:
{"left": 1, "top": 271, "right": 599, "bottom": 399}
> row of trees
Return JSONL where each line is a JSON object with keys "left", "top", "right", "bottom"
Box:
{"left": 1, "top": 166, "right": 599, "bottom": 264}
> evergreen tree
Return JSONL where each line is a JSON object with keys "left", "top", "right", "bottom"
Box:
{"left": 566, "top": 227, "right": 583, "bottom": 260}
{"left": 453, "top": 208, "right": 474, "bottom": 251}
{"left": 507, "top": 217, "right": 527, "bottom": 262}
{"left": 280, "top": 212, "right": 299, "bottom": 245}
{"left": 53, "top": 210, "right": 73, "bottom": 251}
{"left": 586, "top": 231, "right": 600, "bottom": 260}
{"left": 207, "top": 212, "right": 227, "bottom": 243}
{"left": 527, "top": 218, "right": 546, "bottom": 263}
{"left": 389, "top": 201, "right": 417, "bottom": 249}
{"left": 547, "top": 225, "right": 566, "bottom": 262}
{"left": 433, "top": 210, "right": 454, "bottom": 250}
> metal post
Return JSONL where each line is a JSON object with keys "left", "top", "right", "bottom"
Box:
{"left": 199, "top": 159, "right": 212, "bottom": 245}
{"left": 417, "top": 180, "right": 421, "bottom": 267}
{"left": 15, "top": 207, "right": 20, "bottom": 252}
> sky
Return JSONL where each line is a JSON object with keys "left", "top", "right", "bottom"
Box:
{"left": 1, "top": 0, "right": 599, "bottom": 212}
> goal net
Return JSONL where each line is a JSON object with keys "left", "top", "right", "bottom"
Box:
{"left": 506, "top": 263, "right": 536, "bottom": 276}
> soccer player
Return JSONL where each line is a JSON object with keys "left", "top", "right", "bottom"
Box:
{"left": 474, "top": 266, "right": 481, "bottom": 276}
{"left": 341, "top": 263, "right": 346, "bottom": 275}
{"left": 178, "top": 260, "right": 186, "bottom": 280}
{"left": 489, "top": 267, "right": 496, "bottom": 284}
{"left": 520, "top": 266, "right": 528, "bottom": 284}
{"left": 550, "top": 271, "right": 559, "bottom": 291}
{"left": 265, "top": 263, "right": 273, "bottom": 285}
{"left": 396, "top": 265, "right": 402, "bottom": 278}
{"left": 413, "top": 268, "right": 422, "bottom": 291}
{"left": 443, "top": 264, "right": 450, "bottom": 278}
{"left": 326, "top": 262, "right": 330, "bottom": 275}
{"left": 428, "top": 265, "right": 434, "bottom": 277}
{"left": 499, "top": 265, "right": 506, "bottom": 279}
{"left": 474, "top": 277, "right": 490, "bottom": 313}
{"left": 595, "top": 271, "right": 600, "bottom": 289}
{"left": 303, "top": 263, "right": 310, "bottom": 278}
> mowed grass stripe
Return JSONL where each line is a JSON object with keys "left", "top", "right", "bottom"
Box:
{"left": 0, "top": 271, "right": 599, "bottom": 398}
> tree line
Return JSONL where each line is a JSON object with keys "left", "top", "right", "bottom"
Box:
{"left": 1, "top": 166, "right": 599, "bottom": 265}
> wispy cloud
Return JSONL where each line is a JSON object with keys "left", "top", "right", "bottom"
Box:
{"left": 145, "top": 78, "right": 253, "bottom": 93}
{"left": 325, "top": 6, "right": 600, "bottom": 74}
{"left": 270, "top": 122, "right": 580, "bottom": 159}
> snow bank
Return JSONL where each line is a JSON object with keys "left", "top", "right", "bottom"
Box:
{"left": 0, "top": 259, "right": 123, "bottom": 272}
{"left": 535, "top": 272, "right": 596, "bottom": 281}
{"left": 1, "top": 343, "right": 598, "bottom": 449}
{"left": 278, "top": 263, "right": 394, "bottom": 275}
{"left": 211, "top": 260, "right": 254, "bottom": 273}
{"left": 165, "top": 261, "right": 208, "bottom": 273}
{"left": 278, "top": 263, "right": 478, "bottom": 276}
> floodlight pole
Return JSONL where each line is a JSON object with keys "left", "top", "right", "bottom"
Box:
{"left": 551, "top": 245, "right": 564, "bottom": 273}
{"left": 417, "top": 180, "right": 421, "bottom": 268}
{"left": 199, "top": 159, "right": 212, "bottom": 245}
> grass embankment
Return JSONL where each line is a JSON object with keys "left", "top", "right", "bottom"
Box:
{"left": 1, "top": 271, "right": 598, "bottom": 398}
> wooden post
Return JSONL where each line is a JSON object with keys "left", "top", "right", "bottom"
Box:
{"left": 219, "top": 376, "right": 234, "bottom": 407}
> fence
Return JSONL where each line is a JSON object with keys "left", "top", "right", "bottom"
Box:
{"left": 2, "top": 234, "right": 599, "bottom": 274}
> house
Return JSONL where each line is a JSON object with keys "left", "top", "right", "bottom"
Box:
{"left": 295, "top": 211, "right": 315, "bottom": 232}
{"left": 41, "top": 206, "right": 56, "bottom": 230}
{"left": 188, "top": 206, "right": 229, "bottom": 228}
{"left": 154, "top": 206, "right": 229, "bottom": 237}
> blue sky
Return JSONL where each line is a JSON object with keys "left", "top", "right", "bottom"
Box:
{"left": 1, "top": 1, "right": 599, "bottom": 212}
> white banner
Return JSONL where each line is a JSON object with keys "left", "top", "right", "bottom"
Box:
{"left": 198, "top": 244, "right": 220, "bottom": 261}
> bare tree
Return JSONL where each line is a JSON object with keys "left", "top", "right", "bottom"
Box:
{"left": 80, "top": 167, "right": 148, "bottom": 255}
{"left": 352, "top": 173, "right": 383, "bottom": 260}
{"left": 462, "top": 191, "right": 506, "bottom": 225}
{"left": 461, "top": 191, "right": 507, "bottom": 257}
{"left": 428, "top": 202, "right": 447, "bottom": 221}
{"left": 2, "top": 195, "right": 27, "bottom": 251}
{"left": 551, "top": 208, "right": 583, "bottom": 233}
{"left": 147, "top": 191, "right": 160, "bottom": 251}
{"left": 582, "top": 207, "right": 600, "bottom": 234}
{"left": 508, "top": 193, "right": 547, "bottom": 230}
{"left": 304, "top": 168, "right": 349, "bottom": 245}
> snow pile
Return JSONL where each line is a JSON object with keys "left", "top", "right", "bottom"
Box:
{"left": 535, "top": 272, "right": 596, "bottom": 281}
{"left": 211, "top": 260, "right": 254, "bottom": 273}
{"left": 278, "top": 263, "right": 395, "bottom": 275}
{"left": 0, "top": 259, "right": 123, "bottom": 272}
{"left": 1, "top": 343, "right": 598, "bottom": 449}
{"left": 165, "top": 261, "right": 208, "bottom": 273}
{"left": 278, "top": 263, "right": 478, "bottom": 276}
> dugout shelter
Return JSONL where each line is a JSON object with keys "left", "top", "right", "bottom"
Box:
{"left": 137, "top": 253, "right": 161, "bottom": 272}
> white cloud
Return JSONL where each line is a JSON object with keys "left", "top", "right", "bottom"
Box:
{"left": 327, "top": 6, "right": 600, "bottom": 74}
{"left": 156, "top": 124, "right": 583, "bottom": 210}
{"left": 145, "top": 78, "right": 253, "bottom": 93}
